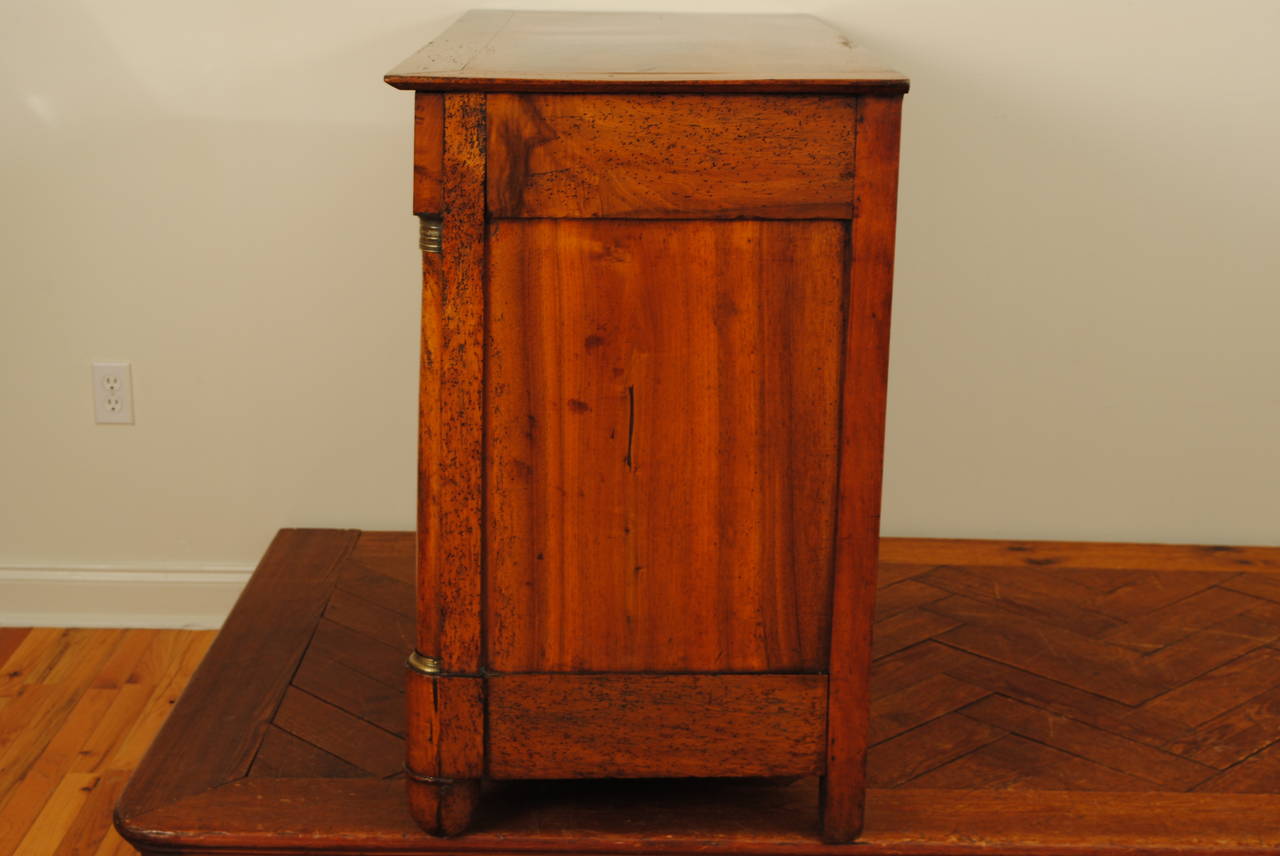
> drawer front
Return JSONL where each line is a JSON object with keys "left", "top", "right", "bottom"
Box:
{"left": 486, "top": 93, "right": 856, "bottom": 219}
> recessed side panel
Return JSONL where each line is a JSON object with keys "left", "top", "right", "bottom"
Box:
{"left": 487, "top": 673, "right": 827, "bottom": 779}
{"left": 485, "top": 219, "right": 846, "bottom": 673}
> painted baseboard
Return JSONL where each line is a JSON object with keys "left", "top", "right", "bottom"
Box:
{"left": 0, "top": 562, "right": 254, "bottom": 629}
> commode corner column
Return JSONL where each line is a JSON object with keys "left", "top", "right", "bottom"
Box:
{"left": 405, "top": 89, "right": 488, "bottom": 837}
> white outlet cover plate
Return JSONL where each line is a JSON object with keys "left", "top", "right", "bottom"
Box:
{"left": 92, "top": 361, "right": 134, "bottom": 424}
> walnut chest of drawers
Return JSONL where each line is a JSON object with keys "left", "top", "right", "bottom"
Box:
{"left": 385, "top": 10, "right": 908, "bottom": 842}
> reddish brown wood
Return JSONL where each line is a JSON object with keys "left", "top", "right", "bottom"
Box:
{"left": 291, "top": 648, "right": 407, "bottom": 737}
{"left": 879, "top": 537, "right": 1280, "bottom": 572}
{"left": 1143, "top": 646, "right": 1280, "bottom": 728}
{"left": 114, "top": 529, "right": 358, "bottom": 821}
{"left": 823, "top": 94, "right": 903, "bottom": 843}
{"left": 929, "top": 595, "right": 1171, "bottom": 704}
{"left": 389, "top": 13, "right": 909, "bottom": 837}
{"left": 871, "top": 674, "right": 988, "bottom": 746}
{"left": 1224, "top": 573, "right": 1280, "bottom": 601}
{"left": 1101, "top": 587, "right": 1263, "bottom": 652}
{"left": 385, "top": 11, "right": 909, "bottom": 95}
{"left": 116, "top": 529, "right": 1280, "bottom": 856}
{"left": 122, "top": 777, "right": 1280, "bottom": 855}
{"left": 416, "top": 91, "right": 486, "bottom": 672}
{"left": 487, "top": 674, "right": 826, "bottom": 779}
{"left": 487, "top": 94, "right": 856, "bottom": 219}
{"left": 323, "top": 585, "right": 415, "bottom": 653}
{"left": 273, "top": 685, "right": 403, "bottom": 777}
{"left": 334, "top": 558, "right": 415, "bottom": 620}
{"left": 413, "top": 93, "right": 444, "bottom": 214}
{"left": 346, "top": 530, "right": 416, "bottom": 582}
{"left": 485, "top": 219, "right": 844, "bottom": 674}
{"left": 406, "top": 672, "right": 484, "bottom": 835}
{"left": 306, "top": 617, "right": 404, "bottom": 690}
{"left": 416, "top": 246, "right": 443, "bottom": 660}
{"left": 918, "top": 563, "right": 1124, "bottom": 636}
{"left": 962, "top": 695, "right": 1211, "bottom": 790}
{"left": 908, "top": 733, "right": 1156, "bottom": 792}
{"left": 867, "top": 713, "right": 1005, "bottom": 788}
{"left": 247, "top": 725, "right": 366, "bottom": 779}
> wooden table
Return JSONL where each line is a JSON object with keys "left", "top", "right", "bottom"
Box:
{"left": 116, "top": 529, "right": 1280, "bottom": 855}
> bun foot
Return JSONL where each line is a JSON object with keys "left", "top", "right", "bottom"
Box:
{"left": 407, "top": 776, "right": 480, "bottom": 836}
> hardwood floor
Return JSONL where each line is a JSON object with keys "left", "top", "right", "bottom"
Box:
{"left": 6, "top": 533, "right": 1280, "bottom": 853}
{"left": 0, "top": 627, "right": 216, "bottom": 854}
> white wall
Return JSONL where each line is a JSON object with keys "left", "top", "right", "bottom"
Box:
{"left": 2, "top": 1, "right": 1278, "bottom": 603}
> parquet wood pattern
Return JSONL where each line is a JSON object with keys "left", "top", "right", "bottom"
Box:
{"left": 8, "top": 531, "right": 1280, "bottom": 854}
{"left": 235, "top": 535, "right": 1280, "bottom": 795}
{"left": 873, "top": 556, "right": 1280, "bottom": 792}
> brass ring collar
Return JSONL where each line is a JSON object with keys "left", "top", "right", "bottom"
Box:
{"left": 406, "top": 650, "right": 441, "bottom": 675}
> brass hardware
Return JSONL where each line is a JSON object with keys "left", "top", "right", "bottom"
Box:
{"left": 419, "top": 217, "right": 443, "bottom": 253}
{"left": 404, "top": 764, "right": 454, "bottom": 785}
{"left": 406, "top": 650, "right": 441, "bottom": 675}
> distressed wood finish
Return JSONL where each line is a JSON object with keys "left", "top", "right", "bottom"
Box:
{"left": 410, "top": 90, "right": 488, "bottom": 834}
{"left": 109, "top": 530, "right": 1280, "bottom": 856}
{"left": 385, "top": 11, "right": 909, "bottom": 94}
{"left": 390, "top": 11, "right": 907, "bottom": 840}
{"left": 413, "top": 93, "right": 444, "bottom": 214}
{"left": 823, "top": 95, "right": 904, "bottom": 842}
{"left": 487, "top": 94, "right": 856, "bottom": 219}
{"left": 406, "top": 673, "right": 484, "bottom": 835}
{"left": 487, "top": 674, "right": 827, "bottom": 778}
{"left": 416, "top": 90, "right": 486, "bottom": 672}
{"left": 485, "top": 219, "right": 845, "bottom": 674}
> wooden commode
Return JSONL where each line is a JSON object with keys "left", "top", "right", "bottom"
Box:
{"left": 385, "top": 10, "right": 908, "bottom": 842}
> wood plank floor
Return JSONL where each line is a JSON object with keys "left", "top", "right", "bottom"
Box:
{"left": 0, "top": 626, "right": 216, "bottom": 855}
{"left": 7, "top": 533, "right": 1280, "bottom": 853}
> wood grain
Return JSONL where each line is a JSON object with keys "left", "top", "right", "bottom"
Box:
{"left": 272, "top": 686, "right": 403, "bottom": 778}
{"left": 413, "top": 92, "right": 444, "bottom": 214}
{"left": 823, "top": 94, "right": 903, "bottom": 843}
{"left": 0, "top": 530, "right": 1262, "bottom": 854}
{"left": 487, "top": 674, "right": 826, "bottom": 779}
{"left": 417, "top": 91, "right": 486, "bottom": 672}
{"left": 290, "top": 647, "right": 406, "bottom": 737}
{"left": 929, "top": 595, "right": 1171, "bottom": 704}
{"left": 120, "top": 777, "right": 1280, "bottom": 855}
{"left": 405, "top": 673, "right": 484, "bottom": 835}
{"left": 487, "top": 94, "right": 856, "bottom": 218}
{"left": 880, "top": 537, "right": 1280, "bottom": 572}
{"left": 114, "top": 529, "right": 357, "bottom": 821}
{"left": 385, "top": 11, "right": 909, "bottom": 94}
{"left": 961, "top": 695, "right": 1212, "bottom": 790}
{"left": 247, "top": 725, "right": 365, "bottom": 779}
{"left": 484, "top": 219, "right": 845, "bottom": 673}
{"left": 0, "top": 627, "right": 212, "bottom": 855}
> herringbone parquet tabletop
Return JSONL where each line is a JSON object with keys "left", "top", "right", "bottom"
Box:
{"left": 257, "top": 534, "right": 1280, "bottom": 795}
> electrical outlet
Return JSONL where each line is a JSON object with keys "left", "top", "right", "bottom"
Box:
{"left": 92, "top": 361, "right": 134, "bottom": 424}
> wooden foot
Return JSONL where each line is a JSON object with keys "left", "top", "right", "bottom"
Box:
{"left": 818, "top": 774, "right": 864, "bottom": 843}
{"left": 406, "top": 776, "right": 480, "bottom": 836}
{"left": 404, "top": 664, "right": 484, "bottom": 836}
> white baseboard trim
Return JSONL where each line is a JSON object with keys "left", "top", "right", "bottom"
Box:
{"left": 0, "top": 562, "right": 254, "bottom": 629}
